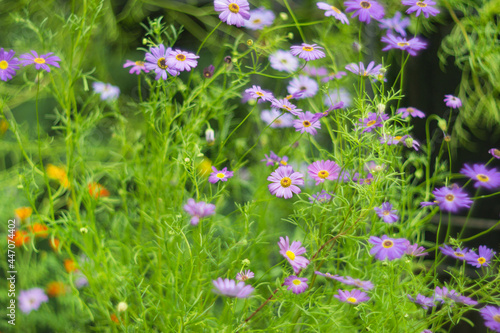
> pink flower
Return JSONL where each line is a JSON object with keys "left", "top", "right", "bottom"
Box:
{"left": 278, "top": 236, "right": 309, "bottom": 273}
{"left": 267, "top": 166, "right": 304, "bottom": 199}
{"left": 307, "top": 160, "right": 341, "bottom": 185}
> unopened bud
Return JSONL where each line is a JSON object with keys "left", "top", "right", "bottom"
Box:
{"left": 404, "top": 137, "right": 414, "bottom": 149}
{"left": 444, "top": 134, "right": 451, "bottom": 142}
{"left": 279, "top": 12, "right": 288, "bottom": 20}
{"left": 377, "top": 104, "right": 386, "bottom": 113}
{"left": 205, "top": 128, "right": 215, "bottom": 146}
{"left": 352, "top": 42, "right": 362, "bottom": 52}
{"left": 287, "top": 32, "right": 294, "bottom": 40}
{"left": 184, "top": 158, "right": 190, "bottom": 162}
{"left": 246, "top": 39, "right": 253, "bottom": 46}
{"left": 242, "top": 259, "right": 250, "bottom": 266}
{"left": 142, "top": 38, "right": 148, "bottom": 45}
{"left": 117, "top": 302, "right": 128, "bottom": 312}
{"left": 415, "top": 169, "right": 423, "bottom": 178}
{"left": 224, "top": 56, "right": 232, "bottom": 64}
{"left": 80, "top": 227, "right": 88, "bottom": 234}
{"left": 438, "top": 118, "right": 447, "bottom": 131}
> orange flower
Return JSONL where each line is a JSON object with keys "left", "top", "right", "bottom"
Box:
{"left": 12, "top": 230, "right": 30, "bottom": 247}
{"left": 46, "top": 281, "right": 66, "bottom": 297}
{"left": 110, "top": 314, "right": 120, "bottom": 324}
{"left": 64, "top": 259, "right": 77, "bottom": 273}
{"left": 88, "top": 182, "right": 110, "bottom": 198}
{"left": 46, "top": 164, "right": 70, "bottom": 188}
{"left": 50, "top": 238, "right": 61, "bottom": 252}
{"left": 29, "top": 223, "right": 48, "bottom": 238}
{"left": 15, "top": 207, "right": 33, "bottom": 222}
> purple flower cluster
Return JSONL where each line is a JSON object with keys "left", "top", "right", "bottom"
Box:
{"left": 145, "top": 45, "right": 199, "bottom": 80}
{"left": 441, "top": 244, "right": 496, "bottom": 268}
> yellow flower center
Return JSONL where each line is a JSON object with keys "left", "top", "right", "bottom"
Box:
{"left": 303, "top": 120, "right": 311, "bottom": 127}
{"left": 394, "top": 136, "right": 402, "bottom": 140}
{"left": 382, "top": 240, "right": 394, "bottom": 248}
{"left": 283, "top": 105, "right": 292, "bottom": 111}
{"left": 477, "top": 257, "right": 486, "bottom": 264}
{"left": 175, "top": 54, "right": 186, "bottom": 61}
{"left": 493, "top": 314, "right": 500, "bottom": 323}
{"left": 476, "top": 174, "right": 489, "bottom": 182}
{"left": 256, "top": 91, "right": 264, "bottom": 96}
{"left": 275, "top": 119, "right": 282, "bottom": 125}
{"left": 216, "top": 173, "right": 225, "bottom": 179}
{"left": 280, "top": 177, "right": 292, "bottom": 188}
{"left": 280, "top": 160, "right": 288, "bottom": 166}
{"left": 445, "top": 194, "right": 455, "bottom": 202}
{"left": 416, "top": 1, "right": 427, "bottom": 7}
{"left": 347, "top": 297, "right": 357, "bottom": 303}
{"left": 0, "top": 60, "right": 8, "bottom": 70}
{"left": 397, "top": 42, "right": 410, "bottom": 47}
{"left": 34, "top": 57, "right": 46, "bottom": 64}
{"left": 229, "top": 3, "right": 240, "bottom": 13}
{"left": 135, "top": 61, "right": 145, "bottom": 66}
{"left": 454, "top": 252, "right": 464, "bottom": 257}
{"left": 366, "top": 120, "right": 376, "bottom": 127}
{"left": 292, "top": 279, "right": 301, "bottom": 285}
{"left": 302, "top": 46, "right": 314, "bottom": 52}
{"left": 363, "top": 70, "right": 368, "bottom": 76}
{"left": 360, "top": 1, "right": 371, "bottom": 9}
{"left": 318, "top": 170, "right": 329, "bottom": 179}
{"left": 383, "top": 210, "right": 390, "bottom": 215}
{"left": 286, "top": 250, "right": 296, "bottom": 260}
{"left": 157, "top": 57, "right": 167, "bottom": 69}
{"left": 253, "top": 18, "right": 262, "bottom": 24}
{"left": 492, "top": 149, "right": 500, "bottom": 157}
{"left": 330, "top": 6, "right": 341, "bottom": 13}
{"left": 407, "top": 107, "right": 415, "bottom": 113}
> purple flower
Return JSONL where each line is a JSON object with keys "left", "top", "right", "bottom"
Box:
{"left": 466, "top": 246, "right": 496, "bottom": 268}
{"left": 290, "top": 43, "right": 326, "bottom": 61}
{"left": 365, "top": 161, "right": 385, "bottom": 173}
{"left": 402, "top": 0, "right": 440, "bottom": 18}
{"left": 268, "top": 166, "right": 304, "bottom": 199}
{"left": 92, "top": 82, "right": 120, "bottom": 101}
{"left": 284, "top": 276, "right": 309, "bottom": 294}
{"left": 309, "top": 190, "right": 334, "bottom": 203}
{"left": 0, "top": 48, "right": 20, "bottom": 81}
{"left": 208, "top": 166, "right": 234, "bottom": 183}
{"left": 460, "top": 164, "right": 500, "bottom": 190}
{"left": 287, "top": 75, "right": 319, "bottom": 99}
{"left": 405, "top": 243, "right": 428, "bottom": 257}
{"left": 166, "top": 49, "right": 199, "bottom": 72}
{"left": 316, "top": 2, "right": 349, "bottom": 24}
{"left": 278, "top": 236, "right": 309, "bottom": 273}
{"left": 335, "top": 289, "right": 370, "bottom": 304}
{"left": 261, "top": 109, "right": 294, "bottom": 128}
{"left": 203, "top": 64, "right": 215, "bottom": 78}
{"left": 308, "top": 160, "right": 341, "bottom": 185}
{"left": 214, "top": 0, "right": 251, "bottom": 27}
{"left": 369, "top": 235, "right": 408, "bottom": 260}
{"left": 20, "top": 51, "right": 61, "bottom": 72}
{"left": 18, "top": 288, "right": 49, "bottom": 314}
{"left": 123, "top": 60, "right": 149, "bottom": 75}
{"left": 381, "top": 34, "right": 427, "bottom": 56}
{"left": 324, "top": 88, "right": 351, "bottom": 107}
{"left": 269, "top": 50, "right": 299, "bottom": 72}
{"left": 316, "top": 272, "right": 374, "bottom": 290}
{"left": 294, "top": 111, "right": 321, "bottom": 135}
{"left": 458, "top": 295, "right": 478, "bottom": 306}
{"left": 345, "top": 61, "right": 382, "bottom": 77}
{"left": 145, "top": 45, "right": 179, "bottom": 80}
{"left": 183, "top": 199, "right": 216, "bottom": 225}
{"left": 440, "top": 245, "right": 469, "bottom": 260}
{"left": 236, "top": 270, "right": 254, "bottom": 281}
{"left": 378, "top": 12, "right": 410, "bottom": 37}
{"left": 271, "top": 98, "right": 303, "bottom": 116}
{"left": 321, "top": 70, "right": 348, "bottom": 82}
{"left": 261, "top": 151, "right": 280, "bottom": 166}
{"left": 480, "top": 305, "right": 500, "bottom": 332}
{"left": 489, "top": 148, "right": 500, "bottom": 159}
{"left": 359, "top": 112, "right": 388, "bottom": 133}
{"left": 397, "top": 106, "right": 426, "bottom": 118}
{"left": 304, "top": 65, "right": 328, "bottom": 77}
{"left": 212, "top": 277, "right": 254, "bottom": 298}
{"left": 75, "top": 274, "right": 89, "bottom": 288}
{"left": 433, "top": 184, "right": 472, "bottom": 213}
{"left": 434, "top": 286, "right": 462, "bottom": 304}
{"left": 344, "top": 0, "right": 385, "bottom": 23}
{"left": 374, "top": 202, "right": 398, "bottom": 223}
{"left": 444, "top": 94, "right": 462, "bottom": 109}
{"left": 245, "top": 85, "right": 274, "bottom": 102}
{"left": 407, "top": 294, "right": 435, "bottom": 309}
{"left": 314, "top": 102, "right": 345, "bottom": 120}
{"left": 244, "top": 7, "right": 275, "bottom": 30}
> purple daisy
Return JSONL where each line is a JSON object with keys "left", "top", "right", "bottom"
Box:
{"left": 287, "top": 75, "right": 319, "bottom": 99}
{"left": 20, "top": 51, "right": 61, "bottom": 72}
{"left": 309, "top": 190, "right": 334, "bottom": 203}
{"left": 380, "top": 134, "right": 406, "bottom": 145}
{"left": 278, "top": 236, "right": 310, "bottom": 273}
{"left": 307, "top": 160, "right": 341, "bottom": 185}
{"left": 434, "top": 286, "right": 463, "bottom": 304}
{"left": 269, "top": 50, "right": 299, "bottom": 73}
{"left": 145, "top": 45, "right": 179, "bottom": 80}
{"left": 236, "top": 270, "right": 254, "bottom": 281}
{"left": 381, "top": 34, "right": 427, "bottom": 56}
{"left": 268, "top": 165, "right": 304, "bottom": 199}
{"left": 214, "top": 0, "right": 251, "bottom": 27}
{"left": 405, "top": 243, "right": 428, "bottom": 257}
{"left": 314, "top": 102, "right": 345, "bottom": 120}
{"left": 397, "top": 106, "right": 426, "bottom": 118}
{"left": 335, "top": 289, "right": 370, "bottom": 304}
{"left": 166, "top": 49, "right": 199, "bottom": 72}
{"left": 18, "top": 288, "right": 49, "bottom": 314}
{"left": 345, "top": 61, "right": 382, "bottom": 77}
{"left": 359, "top": 112, "right": 388, "bottom": 133}
{"left": 480, "top": 305, "right": 500, "bottom": 332}
{"left": 407, "top": 294, "right": 435, "bottom": 309}
{"left": 433, "top": 184, "right": 472, "bottom": 213}
{"left": 304, "top": 65, "right": 328, "bottom": 77}
{"left": 92, "top": 82, "right": 120, "bottom": 101}
{"left": 402, "top": 0, "right": 440, "bottom": 18}
{"left": 212, "top": 277, "right": 254, "bottom": 298}
{"left": 444, "top": 94, "right": 462, "bottom": 109}
{"left": 439, "top": 245, "right": 469, "bottom": 260}
{"left": 284, "top": 276, "right": 309, "bottom": 294}
{"left": 290, "top": 43, "right": 326, "bottom": 61}
{"left": 344, "top": 0, "right": 385, "bottom": 23}
{"left": 318, "top": 273, "right": 374, "bottom": 291}
{"left": 321, "top": 70, "right": 348, "bottom": 82}
{"left": 261, "top": 151, "right": 280, "bottom": 166}
{"left": 183, "top": 199, "right": 216, "bottom": 225}
{"left": 244, "top": 7, "right": 275, "bottom": 30}
{"left": 369, "top": 235, "right": 408, "bottom": 260}
{"left": 123, "top": 60, "right": 149, "bottom": 75}
{"left": 489, "top": 148, "right": 500, "bottom": 159}
{"left": 378, "top": 11, "right": 410, "bottom": 37}
{"left": 294, "top": 111, "right": 321, "bottom": 135}
{"left": 271, "top": 98, "right": 303, "bottom": 116}
{"left": 374, "top": 202, "right": 398, "bottom": 223}
{"left": 245, "top": 85, "right": 274, "bottom": 102}
{"left": 460, "top": 164, "right": 500, "bottom": 190}
{"left": 0, "top": 48, "right": 20, "bottom": 81}
{"left": 316, "top": 2, "right": 349, "bottom": 24}
{"left": 208, "top": 166, "right": 234, "bottom": 183}
{"left": 466, "top": 246, "right": 496, "bottom": 268}
{"left": 261, "top": 109, "right": 294, "bottom": 128}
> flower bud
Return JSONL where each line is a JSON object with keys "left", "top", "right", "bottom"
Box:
{"left": 80, "top": 227, "right": 88, "bottom": 234}
{"left": 377, "top": 104, "right": 386, "bottom": 113}
{"left": 287, "top": 32, "right": 294, "bottom": 40}
{"left": 224, "top": 56, "right": 232, "bottom": 64}
{"left": 242, "top": 259, "right": 251, "bottom": 266}
{"left": 352, "top": 42, "right": 362, "bottom": 52}
{"left": 279, "top": 12, "right": 288, "bottom": 20}
{"left": 246, "top": 39, "right": 253, "bottom": 46}
{"left": 437, "top": 118, "right": 447, "bottom": 131}
{"left": 117, "top": 302, "right": 128, "bottom": 312}
{"left": 142, "top": 38, "right": 148, "bottom": 45}
{"left": 205, "top": 128, "right": 215, "bottom": 146}
{"left": 404, "top": 137, "right": 414, "bottom": 149}
{"left": 184, "top": 157, "right": 190, "bottom": 163}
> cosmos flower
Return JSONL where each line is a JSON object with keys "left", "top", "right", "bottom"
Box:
{"left": 261, "top": 151, "right": 280, "bottom": 166}
{"left": 460, "top": 164, "right": 500, "bottom": 190}
{"left": 290, "top": 43, "right": 326, "bottom": 61}
{"left": 439, "top": 245, "right": 469, "bottom": 261}
{"left": 335, "top": 289, "right": 370, "bottom": 304}
{"left": 344, "top": 0, "right": 385, "bottom": 23}
{"left": 287, "top": 75, "right": 319, "bottom": 99}
{"left": 465, "top": 246, "right": 496, "bottom": 268}
{"left": 15, "top": 207, "right": 33, "bottom": 222}
{"left": 278, "top": 236, "right": 309, "bottom": 273}
{"left": 378, "top": 11, "right": 410, "bottom": 37}
{"left": 145, "top": 45, "right": 179, "bottom": 80}
{"left": 166, "top": 49, "right": 199, "bottom": 72}
{"left": 324, "top": 88, "right": 351, "bottom": 107}
{"left": 407, "top": 294, "right": 435, "bottom": 309}
{"left": 29, "top": 223, "right": 49, "bottom": 238}
{"left": 294, "top": 111, "right": 321, "bottom": 135}
{"left": 443, "top": 95, "right": 462, "bottom": 109}
{"left": 0, "top": 48, "right": 20, "bottom": 81}
{"left": 20, "top": 51, "right": 61, "bottom": 72}
{"left": 316, "top": 2, "right": 349, "bottom": 24}
{"left": 245, "top": 85, "right": 274, "bottom": 102}
{"left": 123, "top": 60, "right": 149, "bottom": 75}
{"left": 88, "top": 182, "right": 110, "bottom": 198}
{"left": 432, "top": 184, "right": 472, "bottom": 213}
{"left": 18, "top": 288, "right": 49, "bottom": 314}
{"left": 46, "top": 281, "right": 66, "bottom": 297}
{"left": 402, "top": 0, "right": 440, "bottom": 18}
{"left": 345, "top": 61, "right": 382, "bottom": 77}
{"left": 268, "top": 166, "right": 304, "bottom": 199}
{"left": 244, "top": 7, "right": 275, "bottom": 30}
{"left": 183, "top": 199, "right": 216, "bottom": 225}
{"left": 309, "top": 190, "right": 334, "bottom": 204}
{"left": 316, "top": 272, "right": 374, "bottom": 290}
{"left": 284, "top": 276, "right": 308, "bottom": 294}
{"left": 374, "top": 202, "right": 398, "bottom": 223}
{"left": 397, "top": 106, "right": 426, "bottom": 118}
{"left": 93, "top": 82, "right": 120, "bottom": 101}
{"left": 236, "top": 270, "right": 255, "bottom": 281}
{"left": 261, "top": 109, "right": 294, "bottom": 128}
{"left": 271, "top": 98, "right": 303, "bottom": 116}
{"left": 405, "top": 243, "right": 428, "bottom": 257}
{"left": 381, "top": 34, "right": 427, "bottom": 56}
{"left": 208, "top": 166, "right": 234, "bottom": 183}
{"left": 269, "top": 50, "right": 299, "bottom": 72}
{"left": 479, "top": 305, "right": 500, "bottom": 332}
{"left": 212, "top": 277, "right": 254, "bottom": 298}
{"left": 13, "top": 230, "right": 30, "bottom": 247}
{"left": 308, "top": 160, "right": 341, "bottom": 185}
{"left": 369, "top": 235, "right": 408, "bottom": 260}
{"left": 214, "top": 0, "right": 251, "bottom": 27}
{"left": 489, "top": 148, "right": 500, "bottom": 159}
{"left": 359, "top": 112, "right": 388, "bottom": 133}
